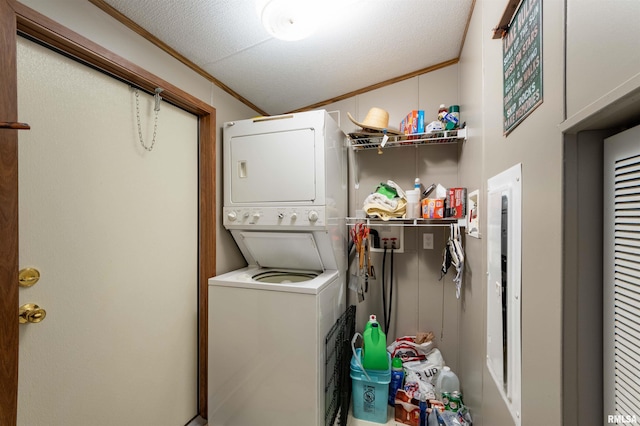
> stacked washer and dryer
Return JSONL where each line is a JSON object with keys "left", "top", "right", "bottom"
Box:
{"left": 208, "top": 110, "right": 348, "bottom": 426}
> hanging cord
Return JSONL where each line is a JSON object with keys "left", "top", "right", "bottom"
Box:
{"left": 385, "top": 248, "right": 394, "bottom": 334}
{"left": 380, "top": 246, "right": 395, "bottom": 335}
{"left": 381, "top": 247, "right": 387, "bottom": 335}
{"left": 441, "top": 230, "right": 446, "bottom": 340}
{"left": 134, "top": 87, "right": 163, "bottom": 151}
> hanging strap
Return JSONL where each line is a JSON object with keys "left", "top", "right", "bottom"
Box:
{"left": 450, "top": 223, "right": 464, "bottom": 298}
{"left": 134, "top": 87, "right": 163, "bottom": 152}
{"left": 440, "top": 223, "right": 465, "bottom": 299}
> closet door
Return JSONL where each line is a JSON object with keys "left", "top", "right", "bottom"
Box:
{"left": 604, "top": 124, "right": 640, "bottom": 421}
{"left": 17, "top": 37, "right": 199, "bottom": 426}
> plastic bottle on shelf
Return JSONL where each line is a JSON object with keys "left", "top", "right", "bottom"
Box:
{"left": 388, "top": 356, "right": 404, "bottom": 406}
{"left": 437, "top": 104, "right": 448, "bottom": 125}
{"left": 406, "top": 189, "right": 421, "bottom": 219}
{"left": 435, "top": 366, "right": 460, "bottom": 398}
{"left": 405, "top": 178, "right": 422, "bottom": 219}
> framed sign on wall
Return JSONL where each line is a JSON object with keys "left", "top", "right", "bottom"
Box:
{"left": 502, "top": 0, "right": 543, "bottom": 135}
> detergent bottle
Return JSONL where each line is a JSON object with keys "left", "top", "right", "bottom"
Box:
{"left": 362, "top": 321, "right": 389, "bottom": 371}
{"left": 364, "top": 314, "right": 379, "bottom": 333}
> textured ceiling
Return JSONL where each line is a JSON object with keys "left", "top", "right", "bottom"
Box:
{"left": 99, "top": 0, "right": 474, "bottom": 115}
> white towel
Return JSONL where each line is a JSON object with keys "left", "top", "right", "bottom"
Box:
{"left": 363, "top": 197, "right": 407, "bottom": 220}
{"left": 363, "top": 192, "right": 398, "bottom": 210}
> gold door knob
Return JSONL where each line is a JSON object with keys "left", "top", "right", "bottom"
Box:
{"left": 19, "top": 303, "right": 47, "bottom": 324}
{"left": 19, "top": 267, "right": 41, "bottom": 287}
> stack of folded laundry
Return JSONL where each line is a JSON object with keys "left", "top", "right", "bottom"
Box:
{"left": 363, "top": 181, "right": 406, "bottom": 220}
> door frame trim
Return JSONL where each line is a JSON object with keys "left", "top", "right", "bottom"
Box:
{"left": 0, "top": 1, "right": 215, "bottom": 423}
{"left": 0, "top": 1, "right": 20, "bottom": 424}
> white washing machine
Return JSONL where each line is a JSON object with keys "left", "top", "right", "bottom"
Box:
{"left": 208, "top": 266, "right": 344, "bottom": 426}
{"left": 209, "top": 110, "right": 348, "bottom": 426}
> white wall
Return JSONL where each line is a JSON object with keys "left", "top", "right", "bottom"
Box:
{"left": 327, "top": 6, "right": 564, "bottom": 425}
{"left": 18, "top": 0, "right": 257, "bottom": 276}
{"left": 565, "top": 0, "right": 640, "bottom": 122}
{"left": 456, "top": 1, "right": 487, "bottom": 423}
{"left": 325, "top": 67, "right": 463, "bottom": 376}
{"left": 458, "top": 0, "right": 565, "bottom": 425}
{"left": 22, "top": 1, "right": 640, "bottom": 425}
{"left": 562, "top": 2, "right": 640, "bottom": 425}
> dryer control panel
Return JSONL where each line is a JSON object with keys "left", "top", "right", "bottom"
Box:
{"left": 223, "top": 206, "right": 327, "bottom": 229}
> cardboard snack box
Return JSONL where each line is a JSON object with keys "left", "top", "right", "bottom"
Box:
{"left": 400, "top": 110, "right": 425, "bottom": 135}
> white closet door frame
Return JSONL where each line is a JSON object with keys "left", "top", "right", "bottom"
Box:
{"left": 604, "top": 124, "right": 640, "bottom": 422}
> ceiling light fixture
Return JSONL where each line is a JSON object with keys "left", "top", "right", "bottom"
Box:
{"left": 259, "top": 0, "right": 319, "bottom": 41}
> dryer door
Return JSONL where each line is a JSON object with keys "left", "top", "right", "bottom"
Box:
{"left": 229, "top": 128, "right": 316, "bottom": 203}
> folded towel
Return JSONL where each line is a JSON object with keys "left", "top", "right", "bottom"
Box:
{"left": 364, "top": 197, "right": 407, "bottom": 220}
{"left": 364, "top": 192, "right": 399, "bottom": 210}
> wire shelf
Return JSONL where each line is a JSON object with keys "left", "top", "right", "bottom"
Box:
{"left": 348, "top": 127, "right": 466, "bottom": 151}
{"left": 347, "top": 217, "right": 466, "bottom": 227}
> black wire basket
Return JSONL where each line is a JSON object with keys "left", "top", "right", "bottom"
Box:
{"left": 324, "top": 305, "right": 356, "bottom": 426}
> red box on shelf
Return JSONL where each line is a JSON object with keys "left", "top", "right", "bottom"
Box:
{"left": 446, "top": 187, "right": 467, "bottom": 218}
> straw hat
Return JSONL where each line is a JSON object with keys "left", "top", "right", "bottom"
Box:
{"left": 347, "top": 107, "right": 401, "bottom": 135}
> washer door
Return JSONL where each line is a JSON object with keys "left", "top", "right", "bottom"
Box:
{"left": 238, "top": 231, "right": 324, "bottom": 270}
{"left": 252, "top": 270, "right": 318, "bottom": 284}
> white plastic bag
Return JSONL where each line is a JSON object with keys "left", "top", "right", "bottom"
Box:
{"left": 402, "top": 348, "right": 445, "bottom": 386}
{"left": 387, "top": 335, "right": 436, "bottom": 362}
{"left": 401, "top": 348, "right": 445, "bottom": 401}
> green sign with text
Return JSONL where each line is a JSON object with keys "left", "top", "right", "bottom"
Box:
{"left": 503, "top": 0, "right": 543, "bottom": 135}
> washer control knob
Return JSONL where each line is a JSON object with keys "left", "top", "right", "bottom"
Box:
{"left": 290, "top": 212, "right": 297, "bottom": 220}
{"left": 277, "top": 213, "right": 285, "bottom": 219}
{"left": 252, "top": 212, "right": 261, "bottom": 220}
{"left": 308, "top": 211, "right": 319, "bottom": 222}
{"left": 227, "top": 211, "right": 237, "bottom": 222}
{"left": 243, "top": 212, "right": 250, "bottom": 219}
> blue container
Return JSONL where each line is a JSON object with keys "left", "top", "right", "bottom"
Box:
{"left": 351, "top": 348, "right": 391, "bottom": 424}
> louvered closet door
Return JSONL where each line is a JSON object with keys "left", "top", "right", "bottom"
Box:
{"left": 604, "top": 124, "right": 640, "bottom": 421}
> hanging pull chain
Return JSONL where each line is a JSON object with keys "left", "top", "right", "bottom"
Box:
{"left": 134, "top": 87, "right": 163, "bottom": 152}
